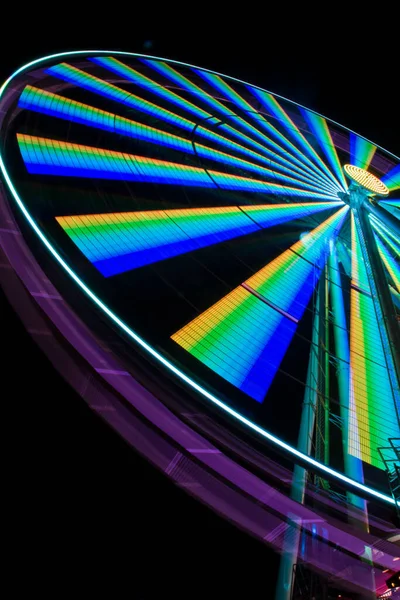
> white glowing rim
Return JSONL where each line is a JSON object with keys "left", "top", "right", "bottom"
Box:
{"left": 344, "top": 164, "right": 389, "bottom": 196}
{"left": 0, "top": 50, "right": 398, "bottom": 506}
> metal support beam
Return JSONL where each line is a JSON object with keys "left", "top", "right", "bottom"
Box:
{"left": 365, "top": 199, "right": 400, "bottom": 241}
{"left": 324, "top": 266, "right": 330, "bottom": 467}
{"left": 328, "top": 246, "right": 367, "bottom": 512}
{"left": 329, "top": 245, "right": 376, "bottom": 598}
{"left": 275, "top": 279, "right": 321, "bottom": 600}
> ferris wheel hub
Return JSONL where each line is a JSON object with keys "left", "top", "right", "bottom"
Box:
{"left": 344, "top": 164, "right": 389, "bottom": 197}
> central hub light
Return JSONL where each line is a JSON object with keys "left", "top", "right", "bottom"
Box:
{"left": 344, "top": 164, "right": 389, "bottom": 196}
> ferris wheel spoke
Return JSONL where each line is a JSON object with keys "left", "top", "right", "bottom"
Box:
{"left": 17, "top": 134, "right": 340, "bottom": 204}
{"left": 299, "top": 109, "right": 348, "bottom": 191}
{"left": 349, "top": 212, "right": 400, "bottom": 469}
{"left": 45, "top": 63, "right": 336, "bottom": 196}
{"left": 378, "top": 199, "right": 400, "bottom": 221}
{"left": 370, "top": 214, "right": 400, "bottom": 256}
{"left": 88, "top": 57, "right": 307, "bottom": 177}
{"left": 46, "top": 62, "right": 197, "bottom": 131}
{"left": 90, "top": 56, "right": 214, "bottom": 123}
{"left": 371, "top": 228, "right": 400, "bottom": 293}
{"left": 349, "top": 133, "right": 376, "bottom": 170}
{"left": 193, "top": 68, "right": 341, "bottom": 192}
{"left": 138, "top": 58, "right": 339, "bottom": 195}
{"left": 248, "top": 87, "right": 343, "bottom": 188}
{"left": 381, "top": 164, "right": 400, "bottom": 192}
{"left": 56, "top": 202, "right": 342, "bottom": 277}
{"left": 171, "top": 207, "right": 348, "bottom": 402}
{"left": 91, "top": 57, "right": 334, "bottom": 192}
{"left": 18, "top": 86, "right": 338, "bottom": 196}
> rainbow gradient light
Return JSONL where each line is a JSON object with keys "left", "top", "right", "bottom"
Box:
{"left": 17, "top": 86, "right": 338, "bottom": 195}
{"left": 349, "top": 133, "right": 376, "bottom": 171}
{"left": 172, "top": 207, "right": 348, "bottom": 402}
{"left": 348, "top": 213, "right": 399, "bottom": 468}
{"left": 17, "top": 134, "right": 337, "bottom": 199}
{"left": 56, "top": 202, "right": 342, "bottom": 276}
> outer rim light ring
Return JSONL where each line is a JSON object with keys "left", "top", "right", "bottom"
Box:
{"left": 0, "top": 50, "right": 398, "bottom": 507}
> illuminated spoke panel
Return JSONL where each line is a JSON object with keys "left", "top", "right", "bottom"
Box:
{"left": 249, "top": 88, "right": 339, "bottom": 188}
{"left": 349, "top": 213, "right": 399, "bottom": 468}
{"left": 370, "top": 215, "right": 400, "bottom": 259}
{"left": 46, "top": 62, "right": 340, "bottom": 197}
{"left": 17, "top": 134, "right": 336, "bottom": 199}
{"left": 349, "top": 133, "right": 376, "bottom": 170}
{"left": 381, "top": 165, "right": 400, "bottom": 192}
{"left": 92, "top": 57, "right": 282, "bottom": 165}
{"left": 380, "top": 199, "right": 400, "bottom": 208}
{"left": 56, "top": 202, "right": 341, "bottom": 276}
{"left": 379, "top": 199, "right": 400, "bottom": 220}
{"left": 19, "top": 85, "right": 195, "bottom": 152}
{"left": 300, "top": 109, "right": 348, "bottom": 191}
{"left": 140, "top": 58, "right": 238, "bottom": 120}
{"left": 373, "top": 231, "right": 400, "bottom": 294}
{"left": 19, "top": 86, "right": 338, "bottom": 195}
{"left": 90, "top": 56, "right": 211, "bottom": 122}
{"left": 45, "top": 63, "right": 196, "bottom": 133}
{"left": 194, "top": 69, "right": 340, "bottom": 193}
{"left": 140, "top": 58, "right": 339, "bottom": 196}
{"left": 172, "top": 207, "right": 348, "bottom": 402}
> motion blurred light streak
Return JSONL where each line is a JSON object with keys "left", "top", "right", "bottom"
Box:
{"left": 349, "top": 133, "right": 376, "bottom": 170}
{"left": 18, "top": 86, "right": 337, "bottom": 195}
{"left": 249, "top": 88, "right": 340, "bottom": 188}
{"left": 17, "top": 134, "right": 338, "bottom": 200}
{"left": 300, "top": 109, "right": 348, "bottom": 191}
{"left": 349, "top": 213, "right": 399, "bottom": 468}
{"left": 56, "top": 202, "right": 341, "bottom": 276}
{"left": 194, "top": 69, "right": 341, "bottom": 193}
{"left": 172, "top": 207, "right": 348, "bottom": 402}
{"left": 381, "top": 165, "right": 400, "bottom": 192}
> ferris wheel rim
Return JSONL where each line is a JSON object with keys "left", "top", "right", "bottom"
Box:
{"left": 0, "top": 50, "right": 398, "bottom": 508}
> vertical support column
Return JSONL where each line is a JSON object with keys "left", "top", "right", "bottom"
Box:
{"left": 328, "top": 246, "right": 367, "bottom": 512}
{"left": 315, "top": 263, "right": 330, "bottom": 483}
{"left": 275, "top": 280, "right": 321, "bottom": 600}
{"left": 324, "top": 265, "right": 330, "bottom": 467}
{"left": 329, "top": 245, "right": 376, "bottom": 598}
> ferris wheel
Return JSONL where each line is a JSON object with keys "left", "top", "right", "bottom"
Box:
{"left": 0, "top": 51, "right": 399, "bottom": 514}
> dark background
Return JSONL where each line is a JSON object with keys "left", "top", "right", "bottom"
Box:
{"left": 2, "top": 10, "right": 399, "bottom": 597}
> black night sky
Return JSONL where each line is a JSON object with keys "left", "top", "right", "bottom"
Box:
{"left": 2, "top": 10, "right": 399, "bottom": 598}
